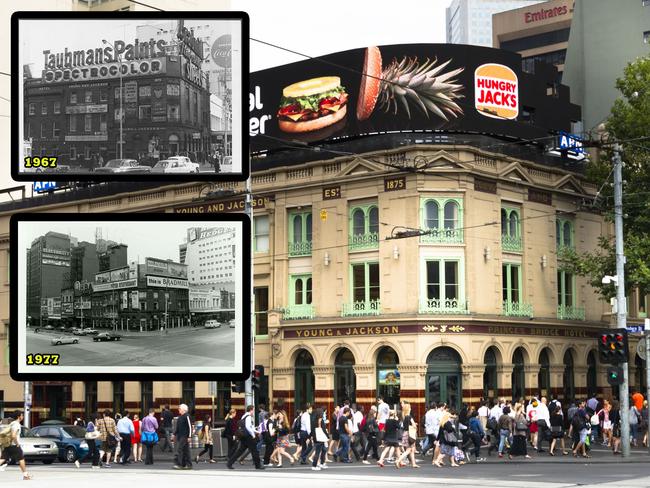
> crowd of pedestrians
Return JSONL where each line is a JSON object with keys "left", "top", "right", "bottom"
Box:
{"left": 0, "top": 390, "right": 648, "bottom": 479}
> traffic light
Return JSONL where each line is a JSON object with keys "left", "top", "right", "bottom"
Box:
{"left": 598, "top": 329, "right": 629, "bottom": 364}
{"left": 231, "top": 381, "right": 245, "bottom": 394}
{"left": 251, "top": 364, "right": 264, "bottom": 391}
{"left": 606, "top": 366, "right": 625, "bottom": 386}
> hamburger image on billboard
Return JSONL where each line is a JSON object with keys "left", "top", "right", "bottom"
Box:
{"left": 277, "top": 76, "right": 349, "bottom": 133}
{"left": 474, "top": 63, "right": 519, "bottom": 120}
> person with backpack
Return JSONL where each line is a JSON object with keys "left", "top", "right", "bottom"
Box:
{"left": 361, "top": 408, "right": 379, "bottom": 463}
{"left": 0, "top": 411, "right": 32, "bottom": 480}
{"left": 571, "top": 402, "right": 591, "bottom": 458}
{"left": 226, "top": 405, "right": 264, "bottom": 470}
{"left": 629, "top": 401, "right": 641, "bottom": 447}
{"left": 141, "top": 408, "right": 159, "bottom": 465}
{"left": 98, "top": 410, "right": 119, "bottom": 467}
{"left": 467, "top": 409, "right": 486, "bottom": 462}
{"left": 160, "top": 405, "right": 174, "bottom": 453}
{"left": 311, "top": 407, "right": 330, "bottom": 471}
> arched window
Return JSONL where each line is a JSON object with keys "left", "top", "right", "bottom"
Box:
{"left": 483, "top": 347, "right": 498, "bottom": 400}
{"left": 295, "top": 349, "right": 315, "bottom": 411}
{"left": 335, "top": 348, "right": 356, "bottom": 405}
{"left": 425, "top": 201, "right": 439, "bottom": 229}
{"left": 556, "top": 220, "right": 561, "bottom": 247}
{"left": 587, "top": 350, "right": 598, "bottom": 397}
{"left": 509, "top": 212, "right": 519, "bottom": 237}
{"left": 352, "top": 209, "right": 365, "bottom": 235}
{"left": 538, "top": 349, "right": 551, "bottom": 397}
{"left": 512, "top": 348, "right": 525, "bottom": 401}
{"left": 563, "top": 221, "right": 572, "bottom": 247}
{"left": 294, "top": 278, "right": 303, "bottom": 305}
{"left": 444, "top": 201, "right": 459, "bottom": 230}
{"left": 377, "top": 347, "right": 400, "bottom": 407}
{"left": 305, "top": 278, "right": 312, "bottom": 304}
{"left": 563, "top": 349, "right": 575, "bottom": 401}
{"left": 368, "top": 206, "right": 379, "bottom": 234}
{"left": 426, "top": 347, "right": 462, "bottom": 409}
{"left": 305, "top": 214, "right": 313, "bottom": 242}
{"left": 293, "top": 215, "right": 303, "bottom": 243}
{"left": 501, "top": 208, "right": 508, "bottom": 235}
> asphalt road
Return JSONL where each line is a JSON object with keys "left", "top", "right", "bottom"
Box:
{"left": 25, "top": 327, "right": 235, "bottom": 367}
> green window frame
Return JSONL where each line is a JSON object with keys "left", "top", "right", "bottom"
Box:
{"left": 288, "top": 211, "right": 312, "bottom": 256}
{"left": 556, "top": 218, "right": 574, "bottom": 251}
{"left": 557, "top": 270, "right": 584, "bottom": 320}
{"left": 285, "top": 274, "right": 314, "bottom": 320}
{"left": 501, "top": 206, "right": 522, "bottom": 252}
{"left": 343, "top": 261, "right": 380, "bottom": 316}
{"left": 348, "top": 204, "right": 379, "bottom": 251}
{"left": 253, "top": 215, "right": 269, "bottom": 253}
{"left": 420, "top": 258, "right": 468, "bottom": 313}
{"left": 421, "top": 197, "right": 464, "bottom": 243}
{"left": 502, "top": 263, "right": 532, "bottom": 317}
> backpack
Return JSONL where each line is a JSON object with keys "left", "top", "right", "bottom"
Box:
{"left": 486, "top": 417, "right": 498, "bottom": 432}
{"left": 235, "top": 414, "right": 249, "bottom": 439}
{"left": 291, "top": 416, "right": 301, "bottom": 435}
{"left": 0, "top": 424, "right": 12, "bottom": 448}
{"left": 590, "top": 413, "right": 600, "bottom": 426}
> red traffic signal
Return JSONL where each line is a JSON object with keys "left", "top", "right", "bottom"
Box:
{"left": 598, "top": 329, "right": 629, "bottom": 365}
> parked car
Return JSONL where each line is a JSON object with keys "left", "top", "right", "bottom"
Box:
{"left": 72, "top": 328, "right": 85, "bottom": 336}
{"left": 227, "top": 319, "right": 235, "bottom": 329}
{"left": 43, "top": 325, "right": 54, "bottom": 331}
{"left": 93, "top": 332, "right": 122, "bottom": 342}
{"left": 94, "top": 159, "right": 151, "bottom": 174}
{"left": 204, "top": 320, "right": 221, "bottom": 329}
{"left": 166, "top": 155, "right": 195, "bottom": 166}
{"left": 30, "top": 425, "right": 96, "bottom": 463}
{"left": 82, "top": 328, "right": 99, "bottom": 335}
{"left": 220, "top": 156, "right": 233, "bottom": 172}
{"left": 50, "top": 335, "right": 79, "bottom": 346}
{"left": 57, "top": 326, "right": 67, "bottom": 333}
{"left": 151, "top": 159, "right": 200, "bottom": 174}
{"left": 16, "top": 427, "right": 58, "bottom": 465}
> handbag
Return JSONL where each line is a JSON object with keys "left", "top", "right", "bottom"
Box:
{"left": 515, "top": 420, "right": 528, "bottom": 431}
{"left": 408, "top": 425, "right": 418, "bottom": 442}
{"left": 315, "top": 427, "right": 328, "bottom": 443}
{"left": 141, "top": 431, "right": 159, "bottom": 445}
{"left": 443, "top": 429, "right": 457, "bottom": 444}
{"left": 550, "top": 425, "right": 562, "bottom": 433}
{"left": 85, "top": 430, "right": 100, "bottom": 440}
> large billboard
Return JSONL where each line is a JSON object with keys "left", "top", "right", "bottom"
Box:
{"left": 249, "top": 43, "right": 580, "bottom": 154}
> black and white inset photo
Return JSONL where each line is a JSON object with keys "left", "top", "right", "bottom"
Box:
{"left": 12, "top": 12, "right": 248, "bottom": 181}
{"left": 11, "top": 214, "right": 251, "bottom": 379}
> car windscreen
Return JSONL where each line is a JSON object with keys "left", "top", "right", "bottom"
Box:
{"left": 104, "top": 160, "right": 124, "bottom": 168}
{"left": 62, "top": 426, "right": 86, "bottom": 438}
{"left": 153, "top": 161, "right": 169, "bottom": 169}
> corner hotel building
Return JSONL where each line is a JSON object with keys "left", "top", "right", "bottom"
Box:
{"left": 2, "top": 71, "right": 649, "bottom": 428}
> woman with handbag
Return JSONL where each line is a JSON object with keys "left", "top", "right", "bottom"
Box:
{"left": 141, "top": 408, "right": 159, "bottom": 465}
{"left": 311, "top": 407, "right": 329, "bottom": 471}
{"left": 549, "top": 404, "right": 568, "bottom": 456}
{"left": 610, "top": 400, "right": 622, "bottom": 455}
{"left": 81, "top": 414, "right": 101, "bottom": 468}
{"left": 361, "top": 409, "right": 379, "bottom": 463}
{"left": 196, "top": 415, "right": 215, "bottom": 463}
{"left": 395, "top": 402, "right": 420, "bottom": 468}
{"left": 433, "top": 411, "right": 460, "bottom": 468}
{"left": 509, "top": 403, "right": 531, "bottom": 459}
{"left": 377, "top": 410, "right": 402, "bottom": 467}
{"left": 274, "top": 411, "right": 295, "bottom": 467}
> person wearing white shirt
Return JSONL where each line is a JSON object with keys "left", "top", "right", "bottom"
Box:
{"left": 116, "top": 412, "right": 135, "bottom": 465}
{"left": 377, "top": 397, "right": 390, "bottom": 431}
{"left": 489, "top": 403, "right": 503, "bottom": 420}
{"left": 477, "top": 401, "right": 489, "bottom": 430}
{"left": 422, "top": 402, "right": 437, "bottom": 455}
{"left": 298, "top": 405, "right": 313, "bottom": 464}
{"left": 536, "top": 397, "right": 551, "bottom": 452}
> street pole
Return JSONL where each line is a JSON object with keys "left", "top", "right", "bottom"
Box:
{"left": 23, "top": 381, "right": 31, "bottom": 428}
{"left": 645, "top": 318, "right": 650, "bottom": 457}
{"left": 244, "top": 172, "right": 254, "bottom": 408}
{"left": 118, "top": 54, "right": 123, "bottom": 160}
{"left": 613, "top": 144, "right": 630, "bottom": 457}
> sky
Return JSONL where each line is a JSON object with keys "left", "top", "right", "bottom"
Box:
{"left": 0, "top": 0, "right": 453, "bottom": 193}
{"left": 21, "top": 221, "right": 196, "bottom": 264}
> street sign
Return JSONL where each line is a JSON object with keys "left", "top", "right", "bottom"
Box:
{"left": 627, "top": 324, "right": 645, "bottom": 334}
{"left": 33, "top": 181, "right": 58, "bottom": 193}
{"left": 638, "top": 338, "right": 646, "bottom": 361}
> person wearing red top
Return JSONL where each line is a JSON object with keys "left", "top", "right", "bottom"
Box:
{"left": 131, "top": 414, "right": 142, "bottom": 463}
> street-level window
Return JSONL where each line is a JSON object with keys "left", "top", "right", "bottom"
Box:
{"left": 288, "top": 211, "right": 312, "bottom": 256}
{"left": 351, "top": 261, "right": 380, "bottom": 304}
{"left": 52, "top": 121, "right": 60, "bottom": 138}
{"left": 502, "top": 263, "right": 522, "bottom": 304}
{"left": 254, "top": 215, "right": 269, "bottom": 253}
{"left": 84, "top": 114, "right": 92, "bottom": 132}
{"left": 41, "top": 103, "right": 47, "bottom": 115}
{"left": 40, "top": 122, "right": 47, "bottom": 138}
{"left": 138, "top": 105, "right": 151, "bottom": 121}
{"left": 70, "top": 147, "right": 77, "bottom": 160}
{"left": 53, "top": 101, "right": 61, "bottom": 114}
{"left": 85, "top": 90, "right": 93, "bottom": 103}
{"left": 139, "top": 85, "right": 151, "bottom": 97}
{"left": 557, "top": 270, "right": 574, "bottom": 307}
{"left": 167, "top": 84, "right": 180, "bottom": 96}
{"left": 501, "top": 206, "right": 522, "bottom": 252}
{"left": 99, "top": 113, "right": 107, "bottom": 132}
{"left": 85, "top": 146, "right": 91, "bottom": 159}
{"left": 28, "top": 103, "right": 35, "bottom": 115}
{"left": 70, "top": 92, "right": 77, "bottom": 104}
{"left": 69, "top": 115, "right": 77, "bottom": 132}
{"left": 100, "top": 90, "right": 108, "bottom": 102}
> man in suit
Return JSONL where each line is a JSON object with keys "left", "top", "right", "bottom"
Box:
{"left": 172, "top": 404, "right": 193, "bottom": 470}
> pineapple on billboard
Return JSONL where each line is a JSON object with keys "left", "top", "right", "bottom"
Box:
{"left": 249, "top": 43, "right": 580, "bottom": 153}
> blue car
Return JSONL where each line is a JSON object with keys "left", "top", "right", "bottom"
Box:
{"left": 31, "top": 424, "right": 100, "bottom": 463}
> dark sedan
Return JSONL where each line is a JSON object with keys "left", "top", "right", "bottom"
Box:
{"left": 93, "top": 332, "right": 122, "bottom": 342}
{"left": 94, "top": 159, "right": 151, "bottom": 174}
{"left": 30, "top": 424, "right": 97, "bottom": 463}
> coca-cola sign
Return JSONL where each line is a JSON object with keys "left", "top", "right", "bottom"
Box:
{"left": 211, "top": 34, "right": 232, "bottom": 68}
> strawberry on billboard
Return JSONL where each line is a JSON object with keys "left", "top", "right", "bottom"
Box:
{"left": 249, "top": 43, "right": 580, "bottom": 154}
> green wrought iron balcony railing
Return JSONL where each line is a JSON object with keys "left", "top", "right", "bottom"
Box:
{"left": 348, "top": 232, "right": 379, "bottom": 251}
{"left": 419, "top": 298, "right": 470, "bottom": 314}
{"left": 283, "top": 304, "right": 315, "bottom": 320}
{"left": 288, "top": 240, "right": 312, "bottom": 257}
{"left": 501, "top": 234, "right": 522, "bottom": 252}
{"left": 420, "top": 228, "right": 464, "bottom": 244}
{"left": 341, "top": 299, "right": 381, "bottom": 317}
{"left": 557, "top": 305, "right": 586, "bottom": 321}
{"left": 502, "top": 300, "right": 533, "bottom": 318}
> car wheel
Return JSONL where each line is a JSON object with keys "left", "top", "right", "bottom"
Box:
{"left": 73, "top": 340, "right": 78, "bottom": 344}
{"left": 65, "top": 446, "right": 77, "bottom": 463}
{"left": 116, "top": 337, "right": 120, "bottom": 341}
{"left": 56, "top": 341, "right": 61, "bottom": 345}
{"left": 42, "top": 460, "right": 54, "bottom": 465}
